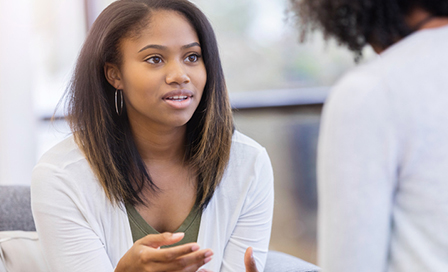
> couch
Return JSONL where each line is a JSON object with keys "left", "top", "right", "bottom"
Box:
{"left": 0, "top": 185, "right": 319, "bottom": 272}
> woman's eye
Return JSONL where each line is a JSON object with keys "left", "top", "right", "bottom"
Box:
{"left": 146, "top": 56, "right": 162, "bottom": 64}
{"left": 185, "top": 54, "right": 200, "bottom": 63}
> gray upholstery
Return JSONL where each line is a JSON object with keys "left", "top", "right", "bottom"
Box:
{"left": 0, "top": 185, "right": 319, "bottom": 271}
{"left": 265, "top": 251, "right": 320, "bottom": 272}
{"left": 0, "top": 186, "right": 35, "bottom": 231}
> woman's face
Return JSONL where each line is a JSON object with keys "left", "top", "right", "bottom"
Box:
{"left": 107, "top": 10, "right": 206, "bottom": 130}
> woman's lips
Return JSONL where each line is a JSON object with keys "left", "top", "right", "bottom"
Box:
{"left": 162, "top": 90, "right": 194, "bottom": 109}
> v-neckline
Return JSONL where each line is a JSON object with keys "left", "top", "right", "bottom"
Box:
{"left": 125, "top": 202, "right": 201, "bottom": 243}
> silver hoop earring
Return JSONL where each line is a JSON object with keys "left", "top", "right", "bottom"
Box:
{"left": 115, "top": 89, "right": 123, "bottom": 116}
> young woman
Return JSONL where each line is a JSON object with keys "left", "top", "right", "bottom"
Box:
{"left": 290, "top": 0, "right": 448, "bottom": 271}
{"left": 31, "top": 1, "right": 273, "bottom": 271}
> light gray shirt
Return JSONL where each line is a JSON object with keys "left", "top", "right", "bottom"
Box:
{"left": 317, "top": 25, "right": 448, "bottom": 272}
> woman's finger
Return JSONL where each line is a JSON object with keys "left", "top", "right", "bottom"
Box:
{"left": 141, "top": 242, "right": 201, "bottom": 262}
{"left": 138, "top": 232, "right": 185, "bottom": 249}
{"left": 244, "top": 247, "right": 258, "bottom": 272}
{"left": 173, "top": 248, "right": 213, "bottom": 270}
{"left": 173, "top": 255, "right": 212, "bottom": 272}
{"left": 147, "top": 248, "right": 213, "bottom": 271}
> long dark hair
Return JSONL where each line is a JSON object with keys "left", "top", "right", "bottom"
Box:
{"left": 290, "top": 0, "right": 448, "bottom": 59}
{"left": 64, "top": 0, "right": 234, "bottom": 209}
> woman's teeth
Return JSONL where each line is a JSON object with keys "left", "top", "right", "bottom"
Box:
{"left": 166, "top": 96, "right": 188, "bottom": 101}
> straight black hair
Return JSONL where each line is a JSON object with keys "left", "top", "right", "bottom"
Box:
{"left": 64, "top": 0, "right": 234, "bottom": 209}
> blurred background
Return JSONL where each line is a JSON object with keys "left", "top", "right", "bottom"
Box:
{"left": 0, "top": 0, "right": 374, "bottom": 264}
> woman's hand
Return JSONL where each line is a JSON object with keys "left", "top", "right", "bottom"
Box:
{"left": 195, "top": 247, "right": 259, "bottom": 272}
{"left": 115, "top": 232, "right": 213, "bottom": 272}
{"left": 244, "top": 247, "right": 259, "bottom": 272}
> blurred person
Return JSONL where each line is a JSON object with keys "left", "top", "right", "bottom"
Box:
{"left": 31, "top": 0, "right": 273, "bottom": 271}
{"left": 290, "top": 0, "right": 448, "bottom": 271}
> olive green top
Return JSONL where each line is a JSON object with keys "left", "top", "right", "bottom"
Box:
{"left": 125, "top": 203, "right": 202, "bottom": 248}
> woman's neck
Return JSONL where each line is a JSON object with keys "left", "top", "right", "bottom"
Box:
{"left": 406, "top": 8, "right": 448, "bottom": 31}
{"left": 129, "top": 119, "right": 187, "bottom": 164}
{"left": 371, "top": 8, "right": 448, "bottom": 54}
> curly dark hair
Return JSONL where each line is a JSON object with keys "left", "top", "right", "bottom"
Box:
{"left": 290, "top": 0, "right": 448, "bottom": 59}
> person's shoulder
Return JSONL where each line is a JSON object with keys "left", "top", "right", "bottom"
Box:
{"left": 321, "top": 60, "right": 394, "bottom": 130}
{"left": 381, "top": 25, "right": 448, "bottom": 64}
{"left": 331, "top": 26, "right": 448, "bottom": 104}
{"left": 370, "top": 25, "right": 448, "bottom": 82}
{"left": 328, "top": 61, "right": 386, "bottom": 106}
{"left": 32, "top": 135, "right": 93, "bottom": 190}
{"left": 217, "top": 132, "right": 272, "bottom": 197}
{"left": 31, "top": 136, "right": 116, "bottom": 221}
{"left": 36, "top": 135, "right": 86, "bottom": 170}
{"left": 335, "top": 25, "right": 448, "bottom": 94}
{"left": 230, "top": 130, "right": 268, "bottom": 160}
{"left": 231, "top": 130, "right": 265, "bottom": 151}
{"left": 229, "top": 131, "right": 270, "bottom": 168}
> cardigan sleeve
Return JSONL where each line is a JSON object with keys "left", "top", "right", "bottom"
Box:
{"left": 31, "top": 163, "right": 115, "bottom": 272}
{"left": 317, "top": 71, "right": 399, "bottom": 272}
{"left": 219, "top": 148, "right": 274, "bottom": 272}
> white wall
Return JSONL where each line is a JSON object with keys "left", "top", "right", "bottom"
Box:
{"left": 0, "top": 0, "right": 36, "bottom": 185}
{"left": 0, "top": 0, "right": 92, "bottom": 186}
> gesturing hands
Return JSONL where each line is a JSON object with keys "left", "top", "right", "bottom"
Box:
{"left": 115, "top": 232, "right": 213, "bottom": 272}
{"left": 115, "top": 233, "right": 259, "bottom": 272}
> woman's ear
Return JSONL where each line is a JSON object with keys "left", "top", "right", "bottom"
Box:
{"left": 104, "top": 63, "right": 123, "bottom": 89}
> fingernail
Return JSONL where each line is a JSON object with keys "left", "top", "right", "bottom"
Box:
{"left": 204, "top": 256, "right": 212, "bottom": 263}
{"left": 191, "top": 244, "right": 200, "bottom": 251}
{"left": 204, "top": 250, "right": 213, "bottom": 257}
{"left": 172, "top": 232, "right": 184, "bottom": 239}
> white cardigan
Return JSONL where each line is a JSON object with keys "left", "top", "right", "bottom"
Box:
{"left": 31, "top": 131, "right": 274, "bottom": 272}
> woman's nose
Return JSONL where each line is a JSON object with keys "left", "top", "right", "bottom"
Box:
{"left": 165, "top": 61, "right": 190, "bottom": 85}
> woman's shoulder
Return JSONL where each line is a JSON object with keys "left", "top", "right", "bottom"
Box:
{"left": 32, "top": 135, "right": 96, "bottom": 192}
{"left": 212, "top": 131, "right": 273, "bottom": 207}
{"left": 36, "top": 135, "right": 86, "bottom": 169}
{"left": 231, "top": 130, "right": 266, "bottom": 153}
{"left": 229, "top": 130, "right": 271, "bottom": 168}
{"left": 227, "top": 131, "right": 271, "bottom": 175}
{"left": 31, "top": 136, "right": 124, "bottom": 238}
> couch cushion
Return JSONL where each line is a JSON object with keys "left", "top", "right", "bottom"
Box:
{"left": 0, "top": 231, "right": 48, "bottom": 272}
{"left": 264, "top": 251, "right": 320, "bottom": 272}
{"left": 0, "top": 186, "right": 36, "bottom": 231}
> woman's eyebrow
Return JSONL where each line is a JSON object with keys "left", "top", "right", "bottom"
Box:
{"left": 181, "top": 42, "right": 201, "bottom": 49}
{"left": 138, "top": 42, "right": 201, "bottom": 53}
{"left": 138, "top": 44, "right": 166, "bottom": 53}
